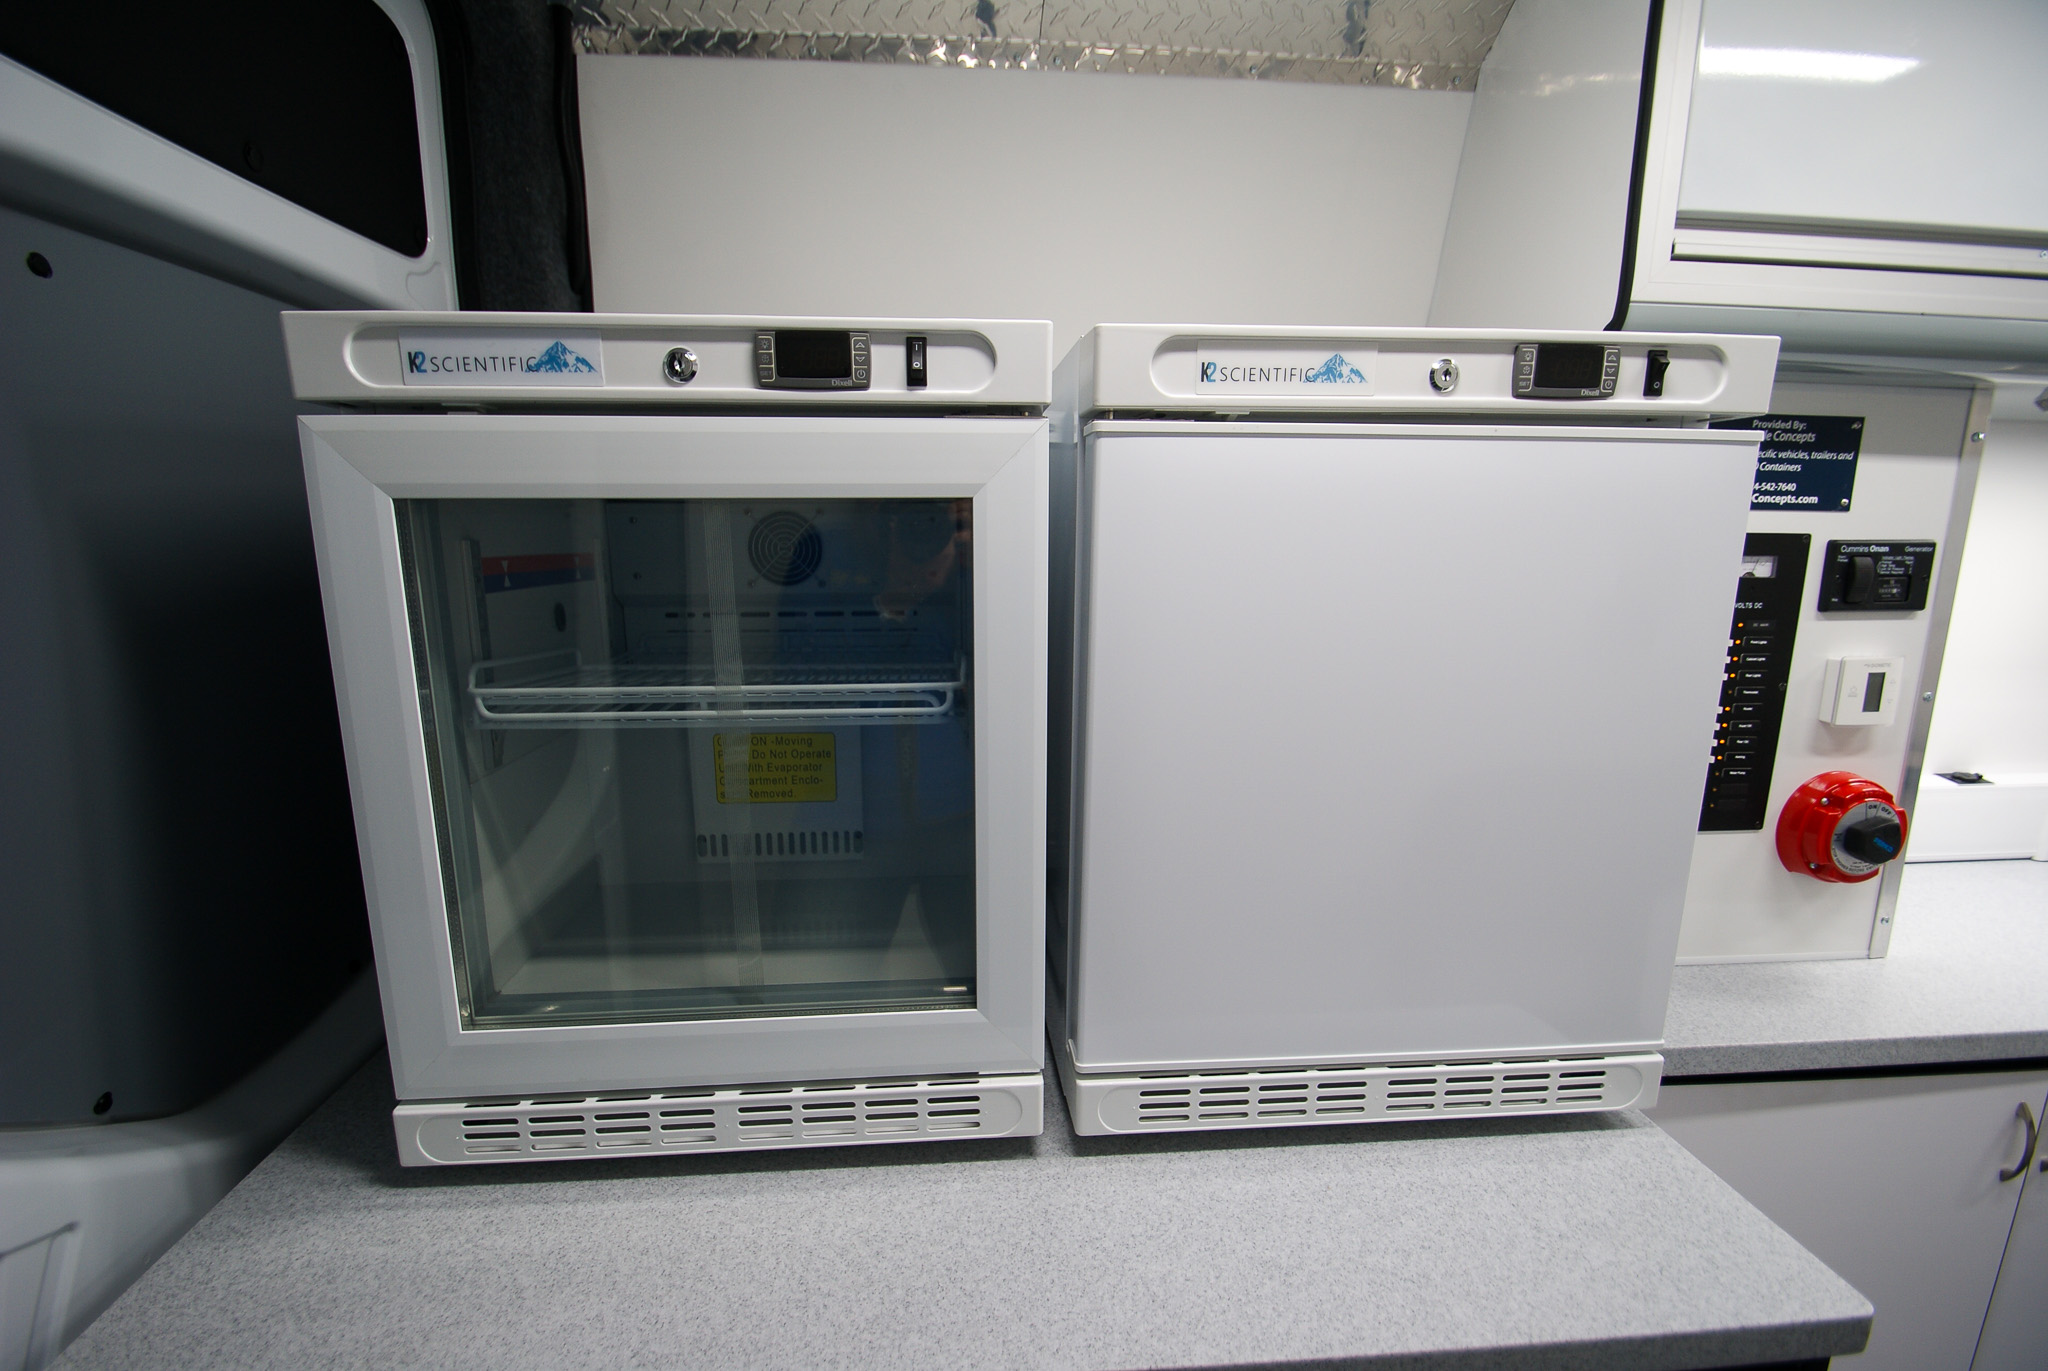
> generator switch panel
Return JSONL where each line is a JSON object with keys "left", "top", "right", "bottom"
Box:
{"left": 1818, "top": 540, "right": 1934, "bottom": 612}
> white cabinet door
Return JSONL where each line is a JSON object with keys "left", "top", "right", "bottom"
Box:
{"left": 1678, "top": 0, "right": 2048, "bottom": 239}
{"left": 1973, "top": 1088, "right": 2048, "bottom": 1370}
{"left": 1649, "top": 1071, "right": 2048, "bottom": 1370}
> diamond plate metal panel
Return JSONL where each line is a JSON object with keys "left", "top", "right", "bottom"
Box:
{"left": 572, "top": 0, "right": 1514, "bottom": 88}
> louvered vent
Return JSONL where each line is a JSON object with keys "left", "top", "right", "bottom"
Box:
{"left": 1082, "top": 1054, "right": 1659, "bottom": 1134}
{"left": 400, "top": 1073, "right": 1040, "bottom": 1165}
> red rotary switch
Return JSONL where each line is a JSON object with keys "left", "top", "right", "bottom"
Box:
{"left": 1776, "top": 771, "right": 1909, "bottom": 883}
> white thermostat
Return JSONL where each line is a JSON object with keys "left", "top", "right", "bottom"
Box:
{"left": 1819, "top": 656, "right": 1905, "bottom": 727}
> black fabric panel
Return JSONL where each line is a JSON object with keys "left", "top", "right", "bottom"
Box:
{"left": 0, "top": 1, "right": 429, "bottom": 258}
{"left": 424, "top": 0, "right": 590, "bottom": 311}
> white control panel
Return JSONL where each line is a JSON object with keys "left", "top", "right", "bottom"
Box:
{"left": 1060, "top": 325, "right": 1780, "bottom": 421}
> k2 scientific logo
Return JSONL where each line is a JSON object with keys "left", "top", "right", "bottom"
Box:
{"left": 1200, "top": 353, "right": 1367, "bottom": 385}
{"left": 406, "top": 340, "right": 597, "bottom": 377}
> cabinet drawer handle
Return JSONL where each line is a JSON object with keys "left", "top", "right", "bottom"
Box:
{"left": 2002, "top": 1101, "right": 2039, "bottom": 1182}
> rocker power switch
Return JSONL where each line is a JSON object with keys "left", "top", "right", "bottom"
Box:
{"left": 1644, "top": 348, "right": 1670, "bottom": 398}
{"left": 1844, "top": 555, "right": 1877, "bottom": 604}
{"left": 906, "top": 335, "right": 928, "bottom": 389}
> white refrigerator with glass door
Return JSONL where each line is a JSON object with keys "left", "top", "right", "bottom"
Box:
{"left": 1049, "top": 325, "right": 1779, "bottom": 1135}
{"left": 288, "top": 313, "right": 1049, "bottom": 1165}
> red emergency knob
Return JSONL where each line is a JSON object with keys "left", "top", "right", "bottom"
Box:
{"left": 1775, "top": 771, "right": 1908, "bottom": 883}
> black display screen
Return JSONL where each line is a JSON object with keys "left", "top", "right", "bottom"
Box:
{"left": 1533, "top": 344, "right": 1605, "bottom": 391}
{"left": 774, "top": 330, "right": 854, "bottom": 380}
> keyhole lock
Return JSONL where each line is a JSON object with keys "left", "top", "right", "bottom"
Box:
{"left": 1428, "top": 358, "right": 1459, "bottom": 393}
{"left": 662, "top": 347, "right": 698, "bottom": 384}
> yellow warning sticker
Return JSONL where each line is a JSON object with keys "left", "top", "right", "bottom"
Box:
{"left": 713, "top": 733, "right": 837, "bottom": 804}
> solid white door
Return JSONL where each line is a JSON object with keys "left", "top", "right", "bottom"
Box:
{"left": 1070, "top": 424, "right": 1755, "bottom": 1071}
{"left": 1651, "top": 1071, "right": 2048, "bottom": 1370}
{"left": 1971, "top": 1086, "right": 2048, "bottom": 1370}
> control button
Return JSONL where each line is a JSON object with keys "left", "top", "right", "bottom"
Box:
{"left": 906, "top": 335, "right": 928, "bottom": 388}
{"left": 853, "top": 368, "right": 869, "bottom": 382}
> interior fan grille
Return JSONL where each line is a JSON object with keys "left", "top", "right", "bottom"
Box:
{"left": 748, "top": 511, "right": 823, "bottom": 585}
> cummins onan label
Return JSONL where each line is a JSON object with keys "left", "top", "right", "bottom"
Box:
{"left": 398, "top": 331, "right": 604, "bottom": 386}
{"left": 1195, "top": 345, "right": 1376, "bottom": 396}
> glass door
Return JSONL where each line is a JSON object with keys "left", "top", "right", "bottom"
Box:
{"left": 399, "top": 496, "right": 980, "bottom": 1028}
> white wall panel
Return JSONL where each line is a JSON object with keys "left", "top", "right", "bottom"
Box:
{"left": 1427, "top": 0, "right": 1650, "bottom": 329}
{"left": 579, "top": 56, "right": 1472, "bottom": 354}
{"left": 1925, "top": 417, "right": 2048, "bottom": 775}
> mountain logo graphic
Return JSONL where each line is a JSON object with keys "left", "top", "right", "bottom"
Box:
{"left": 1304, "top": 353, "right": 1366, "bottom": 383}
{"left": 528, "top": 341, "right": 596, "bottom": 374}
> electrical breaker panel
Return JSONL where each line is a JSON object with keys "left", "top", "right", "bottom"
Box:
{"left": 1676, "top": 378, "right": 1978, "bottom": 961}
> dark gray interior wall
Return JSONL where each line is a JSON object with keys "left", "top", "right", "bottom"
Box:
{"left": 428, "top": 0, "right": 590, "bottom": 311}
{"left": 0, "top": 207, "right": 372, "bottom": 1126}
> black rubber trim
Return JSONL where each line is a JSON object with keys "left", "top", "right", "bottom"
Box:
{"left": 551, "top": 1, "right": 593, "bottom": 311}
{"left": 1606, "top": 0, "right": 1665, "bottom": 331}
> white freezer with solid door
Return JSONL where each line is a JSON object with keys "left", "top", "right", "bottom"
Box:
{"left": 1054, "top": 419, "right": 1761, "bottom": 1130}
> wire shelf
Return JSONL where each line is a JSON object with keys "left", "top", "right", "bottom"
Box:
{"left": 466, "top": 650, "right": 963, "bottom": 728}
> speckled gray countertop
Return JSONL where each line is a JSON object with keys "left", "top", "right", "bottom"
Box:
{"left": 1664, "top": 859, "right": 2048, "bottom": 1078}
{"left": 57, "top": 1055, "right": 1869, "bottom": 1371}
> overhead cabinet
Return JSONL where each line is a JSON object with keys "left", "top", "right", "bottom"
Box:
{"left": 1431, "top": 0, "right": 2048, "bottom": 357}
{"left": 1626, "top": 0, "right": 2048, "bottom": 356}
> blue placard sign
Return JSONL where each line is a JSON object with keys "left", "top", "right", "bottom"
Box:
{"left": 1712, "top": 414, "right": 1864, "bottom": 512}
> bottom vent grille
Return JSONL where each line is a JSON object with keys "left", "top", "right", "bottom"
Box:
{"left": 402, "top": 1073, "right": 1039, "bottom": 1166}
{"left": 1076, "top": 1054, "right": 1659, "bottom": 1136}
